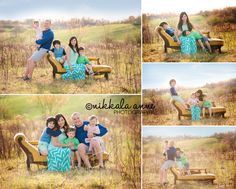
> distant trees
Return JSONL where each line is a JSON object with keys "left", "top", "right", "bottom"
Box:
{"left": 199, "top": 7, "right": 236, "bottom": 30}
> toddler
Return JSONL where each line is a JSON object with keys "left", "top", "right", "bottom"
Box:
{"left": 76, "top": 47, "right": 94, "bottom": 75}
{"left": 33, "top": 21, "right": 42, "bottom": 49}
{"left": 64, "top": 127, "right": 81, "bottom": 169}
{"left": 176, "top": 148, "right": 191, "bottom": 175}
{"left": 202, "top": 94, "right": 213, "bottom": 118}
{"left": 84, "top": 115, "right": 102, "bottom": 153}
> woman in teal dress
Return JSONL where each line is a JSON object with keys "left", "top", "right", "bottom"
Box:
{"left": 47, "top": 114, "right": 72, "bottom": 172}
{"left": 175, "top": 12, "right": 197, "bottom": 55}
{"left": 62, "top": 36, "right": 86, "bottom": 80}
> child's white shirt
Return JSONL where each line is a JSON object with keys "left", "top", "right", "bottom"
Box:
{"left": 35, "top": 27, "right": 42, "bottom": 40}
{"left": 187, "top": 97, "right": 199, "bottom": 107}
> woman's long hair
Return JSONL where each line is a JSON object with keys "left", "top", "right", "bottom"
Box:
{"left": 68, "top": 36, "right": 79, "bottom": 54}
{"left": 196, "top": 89, "right": 204, "bottom": 101}
{"left": 55, "top": 113, "right": 70, "bottom": 133}
{"left": 177, "top": 12, "right": 194, "bottom": 31}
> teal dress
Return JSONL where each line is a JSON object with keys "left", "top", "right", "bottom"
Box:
{"left": 62, "top": 48, "right": 86, "bottom": 80}
{"left": 47, "top": 131, "right": 71, "bottom": 172}
{"left": 179, "top": 24, "right": 197, "bottom": 55}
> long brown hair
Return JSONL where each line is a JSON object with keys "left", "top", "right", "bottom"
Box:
{"left": 68, "top": 36, "right": 79, "bottom": 54}
{"left": 177, "top": 12, "right": 193, "bottom": 31}
{"left": 55, "top": 113, "right": 70, "bottom": 133}
{"left": 196, "top": 89, "right": 204, "bottom": 101}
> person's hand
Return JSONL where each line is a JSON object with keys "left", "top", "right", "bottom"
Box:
{"left": 69, "top": 143, "right": 74, "bottom": 148}
{"left": 69, "top": 65, "right": 73, "bottom": 71}
{"left": 186, "top": 31, "right": 191, "bottom": 35}
{"left": 177, "top": 39, "right": 181, "bottom": 45}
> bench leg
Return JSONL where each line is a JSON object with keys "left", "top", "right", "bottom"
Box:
{"left": 178, "top": 114, "right": 181, "bottom": 120}
{"left": 104, "top": 73, "right": 109, "bottom": 80}
{"left": 26, "top": 158, "right": 31, "bottom": 171}
{"left": 218, "top": 46, "right": 222, "bottom": 54}
{"left": 164, "top": 45, "right": 167, "bottom": 53}
{"left": 53, "top": 72, "right": 56, "bottom": 79}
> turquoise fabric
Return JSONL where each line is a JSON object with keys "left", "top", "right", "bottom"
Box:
{"left": 47, "top": 132, "right": 71, "bottom": 172}
{"left": 179, "top": 35, "right": 197, "bottom": 55}
{"left": 62, "top": 48, "right": 86, "bottom": 80}
{"left": 62, "top": 63, "right": 86, "bottom": 80}
{"left": 190, "top": 106, "right": 201, "bottom": 121}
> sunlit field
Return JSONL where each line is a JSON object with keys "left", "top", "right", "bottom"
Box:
{"left": 0, "top": 20, "right": 141, "bottom": 94}
{"left": 0, "top": 95, "right": 141, "bottom": 189}
{"left": 143, "top": 130, "right": 236, "bottom": 189}
{"left": 142, "top": 7, "right": 236, "bottom": 62}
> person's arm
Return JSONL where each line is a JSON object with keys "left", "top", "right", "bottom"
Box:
{"left": 96, "top": 124, "right": 108, "bottom": 137}
{"left": 51, "top": 136, "right": 72, "bottom": 147}
{"left": 84, "top": 125, "right": 89, "bottom": 131}
{"left": 65, "top": 47, "right": 73, "bottom": 70}
{"left": 92, "top": 126, "right": 100, "bottom": 135}
{"left": 48, "top": 48, "right": 55, "bottom": 56}
{"left": 84, "top": 56, "right": 90, "bottom": 65}
{"left": 174, "top": 29, "right": 182, "bottom": 44}
{"left": 75, "top": 138, "right": 80, "bottom": 147}
{"left": 36, "top": 31, "right": 53, "bottom": 45}
{"left": 46, "top": 128, "right": 61, "bottom": 137}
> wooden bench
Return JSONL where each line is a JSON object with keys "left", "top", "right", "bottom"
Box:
{"left": 14, "top": 133, "right": 109, "bottom": 170}
{"left": 47, "top": 54, "right": 112, "bottom": 80}
{"left": 171, "top": 167, "right": 216, "bottom": 184}
{"left": 155, "top": 26, "right": 224, "bottom": 53}
{"left": 171, "top": 100, "right": 226, "bottom": 120}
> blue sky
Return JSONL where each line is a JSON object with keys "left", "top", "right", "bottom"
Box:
{"left": 0, "top": 0, "right": 140, "bottom": 21}
{"left": 142, "top": 64, "right": 236, "bottom": 89}
{"left": 142, "top": 0, "right": 236, "bottom": 14}
{"left": 142, "top": 127, "right": 236, "bottom": 137}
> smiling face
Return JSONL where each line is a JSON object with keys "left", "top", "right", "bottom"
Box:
{"left": 47, "top": 121, "right": 55, "bottom": 129}
{"left": 70, "top": 38, "right": 77, "bottom": 47}
{"left": 57, "top": 116, "right": 66, "bottom": 129}
{"left": 44, "top": 20, "right": 51, "bottom": 30}
{"left": 89, "top": 118, "right": 97, "bottom": 127}
{"left": 182, "top": 14, "right": 188, "bottom": 23}
{"left": 54, "top": 43, "right": 60, "bottom": 49}
{"left": 72, "top": 114, "right": 83, "bottom": 126}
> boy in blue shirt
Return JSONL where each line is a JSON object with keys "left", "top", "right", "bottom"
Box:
{"left": 159, "top": 22, "right": 177, "bottom": 41}
{"left": 49, "top": 40, "right": 66, "bottom": 64}
{"left": 38, "top": 117, "right": 61, "bottom": 155}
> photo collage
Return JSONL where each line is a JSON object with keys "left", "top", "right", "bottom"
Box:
{"left": 0, "top": 0, "right": 236, "bottom": 188}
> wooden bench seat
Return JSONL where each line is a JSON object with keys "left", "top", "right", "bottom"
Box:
{"left": 14, "top": 133, "right": 109, "bottom": 170}
{"left": 171, "top": 100, "right": 226, "bottom": 120}
{"left": 171, "top": 167, "right": 216, "bottom": 184}
{"left": 155, "top": 26, "right": 224, "bottom": 53}
{"left": 47, "top": 54, "right": 112, "bottom": 80}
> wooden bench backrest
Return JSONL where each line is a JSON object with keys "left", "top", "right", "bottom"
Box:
{"left": 155, "top": 26, "right": 178, "bottom": 47}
